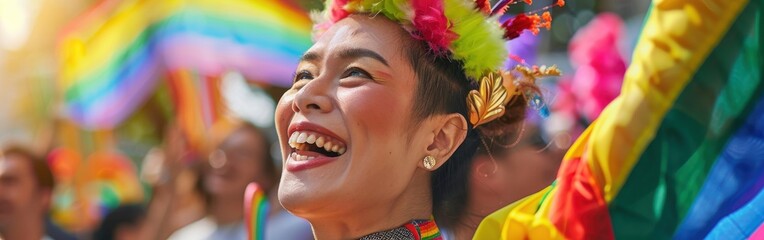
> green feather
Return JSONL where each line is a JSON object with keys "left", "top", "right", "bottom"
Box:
{"left": 318, "top": 0, "right": 508, "bottom": 81}
{"left": 444, "top": 0, "right": 507, "bottom": 80}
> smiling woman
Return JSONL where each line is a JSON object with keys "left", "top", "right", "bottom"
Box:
{"left": 274, "top": 0, "right": 559, "bottom": 239}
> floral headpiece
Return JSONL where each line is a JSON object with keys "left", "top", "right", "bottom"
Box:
{"left": 314, "top": 0, "right": 564, "bottom": 128}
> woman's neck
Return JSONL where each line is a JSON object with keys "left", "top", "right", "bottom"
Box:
{"left": 308, "top": 172, "right": 433, "bottom": 239}
{"left": 453, "top": 211, "right": 485, "bottom": 240}
{"left": 455, "top": 187, "right": 507, "bottom": 240}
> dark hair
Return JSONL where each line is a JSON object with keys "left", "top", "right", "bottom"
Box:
{"left": 93, "top": 204, "right": 146, "bottom": 240}
{"left": 1, "top": 145, "right": 55, "bottom": 191}
{"left": 405, "top": 38, "right": 532, "bottom": 229}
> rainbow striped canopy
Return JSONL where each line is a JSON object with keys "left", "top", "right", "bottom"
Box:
{"left": 58, "top": 0, "right": 312, "bottom": 129}
{"left": 475, "top": 0, "right": 764, "bottom": 239}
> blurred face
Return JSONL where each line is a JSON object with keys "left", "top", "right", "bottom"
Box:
{"left": 276, "top": 15, "right": 426, "bottom": 218}
{"left": 494, "top": 146, "right": 558, "bottom": 203}
{"left": 477, "top": 125, "right": 560, "bottom": 207}
{"left": 205, "top": 127, "right": 270, "bottom": 198}
{"left": 0, "top": 155, "right": 48, "bottom": 227}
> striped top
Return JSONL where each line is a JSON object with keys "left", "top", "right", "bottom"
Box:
{"left": 360, "top": 218, "right": 442, "bottom": 240}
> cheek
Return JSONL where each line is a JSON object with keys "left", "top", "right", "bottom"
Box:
{"left": 339, "top": 86, "right": 410, "bottom": 139}
{"left": 275, "top": 94, "right": 295, "bottom": 139}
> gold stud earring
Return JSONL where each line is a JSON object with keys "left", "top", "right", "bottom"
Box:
{"left": 423, "top": 155, "right": 437, "bottom": 170}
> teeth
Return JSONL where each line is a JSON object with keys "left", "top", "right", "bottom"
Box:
{"left": 291, "top": 152, "right": 316, "bottom": 161}
{"left": 296, "top": 132, "right": 308, "bottom": 143}
{"left": 316, "top": 137, "right": 325, "bottom": 147}
{"left": 288, "top": 131, "right": 348, "bottom": 155}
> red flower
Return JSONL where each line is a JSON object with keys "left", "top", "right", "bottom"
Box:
{"left": 502, "top": 14, "right": 540, "bottom": 39}
{"left": 501, "top": 10, "right": 556, "bottom": 40}
{"left": 474, "top": 0, "right": 492, "bottom": 14}
{"left": 330, "top": 0, "right": 350, "bottom": 22}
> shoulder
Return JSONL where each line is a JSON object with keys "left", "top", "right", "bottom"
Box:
{"left": 168, "top": 217, "right": 216, "bottom": 240}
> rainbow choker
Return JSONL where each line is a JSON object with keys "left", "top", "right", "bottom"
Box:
{"left": 360, "top": 218, "right": 442, "bottom": 240}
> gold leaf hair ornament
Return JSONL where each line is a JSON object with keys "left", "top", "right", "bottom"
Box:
{"left": 467, "top": 65, "right": 562, "bottom": 128}
{"left": 467, "top": 71, "right": 515, "bottom": 128}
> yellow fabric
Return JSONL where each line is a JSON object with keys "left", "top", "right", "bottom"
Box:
{"left": 474, "top": 0, "right": 750, "bottom": 238}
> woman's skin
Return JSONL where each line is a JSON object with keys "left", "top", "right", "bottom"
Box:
{"left": 275, "top": 15, "right": 467, "bottom": 239}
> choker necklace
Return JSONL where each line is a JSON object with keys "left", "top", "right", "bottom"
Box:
{"left": 360, "top": 218, "right": 442, "bottom": 240}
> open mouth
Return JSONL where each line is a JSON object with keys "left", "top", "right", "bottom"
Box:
{"left": 288, "top": 130, "right": 347, "bottom": 160}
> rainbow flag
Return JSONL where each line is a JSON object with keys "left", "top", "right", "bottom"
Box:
{"left": 244, "top": 183, "right": 269, "bottom": 240}
{"left": 58, "top": 0, "right": 312, "bottom": 129}
{"left": 475, "top": 0, "right": 763, "bottom": 239}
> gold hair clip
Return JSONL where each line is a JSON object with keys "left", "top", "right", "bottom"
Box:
{"left": 467, "top": 65, "right": 561, "bottom": 128}
{"left": 467, "top": 72, "right": 516, "bottom": 128}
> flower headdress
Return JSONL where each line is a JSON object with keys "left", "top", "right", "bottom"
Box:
{"left": 313, "top": 0, "right": 564, "bottom": 128}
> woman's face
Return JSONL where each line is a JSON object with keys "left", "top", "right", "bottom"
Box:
{"left": 276, "top": 15, "right": 428, "bottom": 218}
{"left": 205, "top": 127, "right": 270, "bottom": 199}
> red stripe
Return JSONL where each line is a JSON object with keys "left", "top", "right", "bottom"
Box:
{"left": 57, "top": 0, "right": 120, "bottom": 48}
{"left": 403, "top": 222, "right": 421, "bottom": 240}
{"left": 550, "top": 156, "right": 614, "bottom": 240}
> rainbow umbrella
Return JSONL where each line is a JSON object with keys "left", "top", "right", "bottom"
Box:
{"left": 58, "top": 0, "right": 312, "bottom": 130}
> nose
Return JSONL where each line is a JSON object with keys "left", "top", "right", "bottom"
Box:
{"left": 292, "top": 78, "right": 334, "bottom": 114}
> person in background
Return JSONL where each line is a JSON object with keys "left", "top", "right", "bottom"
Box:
{"left": 442, "top": 122, "right": 563, "bottom": 239}
{"left": 0, "top": 145, "right": 57, "bottom": 240}
{"left": 168, "top": 121, "right": 312, "bottom": 240}
{"left": 139, "top": 124, "right": 207, "bottom": 240}
{"left": 93, "top": 204, "right": 147, "bottom": 240}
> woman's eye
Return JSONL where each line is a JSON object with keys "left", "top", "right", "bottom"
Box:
{"left": 293, "top": 70, "right": 314, "bottom": 82}
{"left": 342, "top": 67, "right": 372, "bottom": 79}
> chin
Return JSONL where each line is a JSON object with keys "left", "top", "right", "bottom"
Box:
{"left": 277, "top": 164, "right": 350, "bottom": 218}
{"left": 278, "top": 177, "right": 328, "bottom": 217}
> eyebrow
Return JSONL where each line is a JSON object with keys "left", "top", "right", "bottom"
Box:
{"left": 337, "top": 48, "right": 389, "bottom": 66}
{"left": 299, "top": 48, "right": 390, "bottom": 67}
{"left": 300, "top": 51, "right": 321, "bottom": 63}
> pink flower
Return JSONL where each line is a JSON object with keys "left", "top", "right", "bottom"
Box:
{"left": 566, "top": 13, "right": 627, "bottom": 121}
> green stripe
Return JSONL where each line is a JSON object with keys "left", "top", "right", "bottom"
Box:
{"left": 609, "top": 2, "right": 763, "bottom": 240}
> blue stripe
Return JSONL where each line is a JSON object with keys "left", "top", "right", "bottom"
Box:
{"left": 674, "top": 95, "right": 764, "bottom": 239}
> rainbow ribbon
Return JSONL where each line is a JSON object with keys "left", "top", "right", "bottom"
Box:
{"left": 244, "top": 182, "right": 269, "bottom": 240}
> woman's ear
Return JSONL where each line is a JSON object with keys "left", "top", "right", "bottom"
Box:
{"left": 469, "top": 155, "right": 501, "bottom": 192}
{"left": 421, "top": 113, "right": 467, "bottom": 170}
